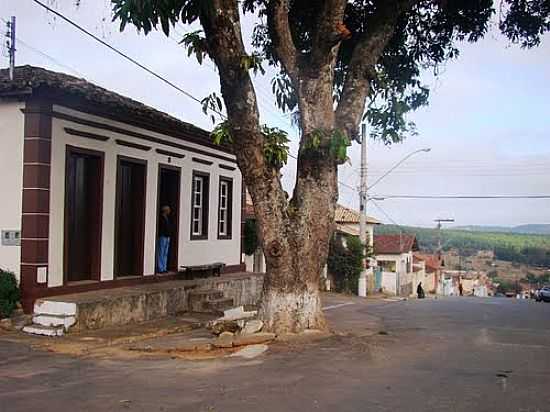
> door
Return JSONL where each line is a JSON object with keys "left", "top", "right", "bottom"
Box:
{"left": 156, "top": 166, "right": 181, "bottom": 272}
{"left": 115, "top": 157, "right": 147, "bottom": 277}
{"left": 64, "top": 147, "right": 103, "bottom": 283}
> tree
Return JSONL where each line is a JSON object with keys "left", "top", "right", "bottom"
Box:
{"left": 110, "top": 0, "right": 549, "bottom": 334}
{"left": 327, "top": 235, "right": 365, "bottom": 295}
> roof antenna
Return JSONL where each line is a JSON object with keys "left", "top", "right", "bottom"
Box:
{"left": 5, "top": 16, "right": 16, "bottom": 80}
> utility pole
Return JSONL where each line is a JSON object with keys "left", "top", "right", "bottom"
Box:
{"left": 358, "top": 123, "right": 368, "bottom": 297}
{"left": 6, "top": 16, "right": 16, "bottom": 80}
{"left": 435, "top": 218, "right": 454, "bottom": 258}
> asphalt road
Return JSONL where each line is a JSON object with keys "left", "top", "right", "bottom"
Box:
{"left": 1, "top": 296, "right": 550, "bottom": 412}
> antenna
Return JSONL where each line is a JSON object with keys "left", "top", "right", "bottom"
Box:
{"left": 6, "top": 16, "right": 15, "bottom": 80}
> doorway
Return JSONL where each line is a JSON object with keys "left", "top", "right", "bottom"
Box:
{"left": 115, "top": 157, "right": 147, "bottom": 277}
{"left": 156, "top": 165, "right": 181, "bottom": 272}
{"left": 64, "top": 147, "right": 104, "bottom": 283}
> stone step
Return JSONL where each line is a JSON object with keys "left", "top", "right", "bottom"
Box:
{"left": 33, "top": 300, "right": 77, "bottom": 317}
{"left": 33, "top": 314, "right": 76, "bottom": 330}
{"left": 203, "top": 298, "right": 235, "bottom": 314}
{"left": 22, "top": 324, "right": 64, "bottom": 337}
{"left": 188, "top": 289, "right": 225, "bottom": 313}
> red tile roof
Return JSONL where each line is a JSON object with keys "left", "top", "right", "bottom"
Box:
{"left": 414, "top": 253, "right": 444, "bottom": 273}
{"left": 374, "top": 234, "right": 418, "bottom": 255}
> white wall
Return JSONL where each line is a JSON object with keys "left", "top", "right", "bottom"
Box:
{"left": 0, "top": 102, "right": 24, "bottom": 279}
{"left": 48, "top": 105, "right": 242, "bottom": 287}
{"left": 381, "top": 271, "right": 397, "bottom": 294}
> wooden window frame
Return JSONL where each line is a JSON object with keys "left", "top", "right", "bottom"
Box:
{"left": 217, "top": 176, "right": 233, "bottom": 240}
{"left": 190, "top": 170, "right": 209, "bottom": 240}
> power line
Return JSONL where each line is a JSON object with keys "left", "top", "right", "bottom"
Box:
{"left": 30, "top": 0, "right": 222, "bottom": 116}
{"left": 372, "top": 195, "right": 550, "bottom": 200}
{"left": 28, "top": 1, "right": 358, "bottom": 192}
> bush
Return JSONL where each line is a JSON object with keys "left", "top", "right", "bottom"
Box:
{"left": 243, "top": 219, "right": 258, "bottom": 255}
{"left": 0, "top": 269, "right": 20, "bottom": 318}
{"left": 327, "top": 235, "right": 364, "bottom": 294}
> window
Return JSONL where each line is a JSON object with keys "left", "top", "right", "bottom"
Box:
{"left": 218, "top": 177, "right": 233, "bottom": 239}
{"left": 190, "top": 172, "right": 209, "bottom": 239}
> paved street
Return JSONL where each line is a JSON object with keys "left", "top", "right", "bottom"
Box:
{"left": 1, "top": 296, "right": 550, "bottom": 412}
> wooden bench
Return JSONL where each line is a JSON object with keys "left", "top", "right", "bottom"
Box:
{"left": 179, "top": 262, "right": 225, "bottom": 279}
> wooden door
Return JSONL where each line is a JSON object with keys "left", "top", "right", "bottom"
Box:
{"left": 156, "top": 166, "right": 181, "bottom": 272}
{"left": 115, "top": 157, "right": 146, "bottom": 277}
{"left": 65, "top": 147, "right": 103, "bottom": 283}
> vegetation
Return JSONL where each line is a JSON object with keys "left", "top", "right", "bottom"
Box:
{"left": 376, "top": 225, "right": 550, "bottom": 267}
{"left": 243, "top": 219, "right": 259, "bottom": 256}
{"left": 327, "top": 235, "right": 364, "bottom": 295}
{"left": 0, "top": 269, "right": 20, "bottom": 319}
{"left": 109, "top": 0, "right": 549, "bottom": 334}
{"left": 495, "top": 278, "right": 518, "bottom": 295}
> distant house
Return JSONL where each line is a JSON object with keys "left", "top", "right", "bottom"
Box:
{"left": 0, "top": 66, "right": 245, "bottom": 312}
{"left": 414, "top": 253, "right": 444, "bottom": 294}
{"left": 373, "top": 234, "right": 419, "bottom": 296}
{"left": 334, "top": 204, "right": 380, "bottom": 250}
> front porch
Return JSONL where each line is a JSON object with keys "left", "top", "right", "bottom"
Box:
{"left": 23, "top": 272, "right": 264, "bottom": 336}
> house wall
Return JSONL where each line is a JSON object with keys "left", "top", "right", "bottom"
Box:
{"left": 0, "top": 101, "right": 25, "bottom": 278}
{"left": 376, "top": 252, "right": 415, "bottom": 296}
{"left": 381, "top": 271, "right": 397, "bottom": 294}
{"left": 46, "top": 105, "right": 242, "bottom": 288}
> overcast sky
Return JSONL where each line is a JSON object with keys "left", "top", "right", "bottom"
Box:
{"left": 2, "top": 1, "right": 549, "bottom": 228}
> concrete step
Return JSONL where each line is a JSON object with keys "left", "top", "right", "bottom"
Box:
{"left": 188, "top": 289, "right": 225, "bottom": 312}
{"left": 33, "top": 314, "right": 76, "bottom": 330}
{"left": 34, "top": 300, "right": 77, "bottom": 317}
{"left": 22, "top": 324, "right": 64, "bottom": 337}
{"left": 203, "top": 298, "right": 235, "bottom": 315}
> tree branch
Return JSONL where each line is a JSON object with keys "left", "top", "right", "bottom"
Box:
{"left": 335, "top": 0, "right": 415, "bottom": 139}
{"left": 198, "top": 0, "right": 289, "bottom": 247}
{"left": 266, "top": 0, "right": 298, "bottom": 79}
{"left": 309, "top": 0, "right": 349, "bottom": 71}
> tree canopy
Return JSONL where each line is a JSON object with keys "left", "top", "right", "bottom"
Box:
{"left": 112, "top": 0, "right": 549, "bottom": 143}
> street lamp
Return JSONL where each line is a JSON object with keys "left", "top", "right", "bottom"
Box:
{"left": 357, "top": 127, "right": 430, "bottom": 297}
{"left": 367, "top": 148, "right": 431, "bottom": 192}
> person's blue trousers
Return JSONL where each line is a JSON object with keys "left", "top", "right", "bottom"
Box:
{"left": 157, "top": 236, "right": 170, "bottom": 273}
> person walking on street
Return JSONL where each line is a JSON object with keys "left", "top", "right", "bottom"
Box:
{"left": 157, "top": 205, "right": 172, "bottom": 273}
{"left": 459, "top": 282, "right": 464, "bottom": 296}
{"left": 417, "top": 282, "right": 425, "bottom": 299}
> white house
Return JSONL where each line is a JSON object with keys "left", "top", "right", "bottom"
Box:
{"left": 373, "top": 234, "right": 419, "bottom": 296}
{"left": 0, "top": 66, "right": 245, "bottom": 312}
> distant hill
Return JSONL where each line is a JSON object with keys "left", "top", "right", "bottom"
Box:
{"left": 453, "top": 224, "right": 550, "bottom": 235}
{"left": 374, "top": 224, "right": 550, "bottom": 267}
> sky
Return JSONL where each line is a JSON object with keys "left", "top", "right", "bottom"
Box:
{"left": 2, "top": 0, "right": 549, "bottom": 228}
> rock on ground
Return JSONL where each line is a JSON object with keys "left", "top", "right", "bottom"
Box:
{"left": 213, "top": 331, "right": 234, "bottom": 348}
{"left": 233, "top": 332, "right": 275, "bottom": 347}
{"left": 229, "top": 344, "right": 269, "bottom": 359}
{"left": 241, "top": 320, "right": 263, "bottom": 335}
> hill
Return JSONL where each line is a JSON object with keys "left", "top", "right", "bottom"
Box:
{"left": 374, "top": 224, "right": 550, "bottom": 267}
{"left": 453, "top": 224, "right": 550, "bottom": 235}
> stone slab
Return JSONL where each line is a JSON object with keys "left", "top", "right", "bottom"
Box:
{"left": 230, "top": 344, "right": 269, "bottom": 359}
{"left": 233, "top": 332, "right": 276, "bottom": 346}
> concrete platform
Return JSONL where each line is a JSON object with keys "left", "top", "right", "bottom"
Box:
{"left": 28, "top": 273, "right": 264, "bottom": 333}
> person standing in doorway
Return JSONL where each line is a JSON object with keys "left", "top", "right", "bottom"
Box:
{"left": 157, "top": 205, "right": 172, "bottom": 273}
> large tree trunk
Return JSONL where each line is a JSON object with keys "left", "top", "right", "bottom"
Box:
{"left": 199, "top": 0, "right": 339, "bottom": 335}
{"left": 258, "top": 72, "right": 338, "bottom": 334}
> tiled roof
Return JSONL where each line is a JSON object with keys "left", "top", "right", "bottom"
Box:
{"left": 414, "top": 253, "right": 444, "bottom": 272}
{"left": 335, "top": 204, "right": 380, "bottom": 225}
{"left": 374, "top": 234, "right": 418, "bottom": 255}
{"left": 0, "top": 65, "right": 215, "bottom": 146}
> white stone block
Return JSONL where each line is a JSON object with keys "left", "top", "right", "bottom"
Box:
{"left": 33, "top": 314, "right": 76, "bottom": 330}
{"left": 34, "top": 300, "right": 77, "bottom": 317}
{"left": 23, "top": 324, "right": 64, "bottom": 337}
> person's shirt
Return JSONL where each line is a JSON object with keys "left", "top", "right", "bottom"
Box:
{"left": 158, "top": 215, "right": 172, "bottom": 237}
